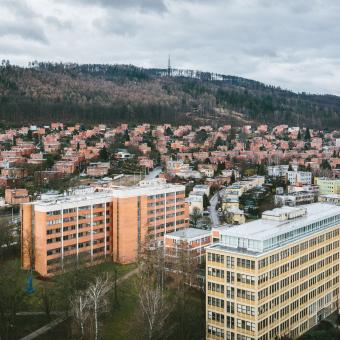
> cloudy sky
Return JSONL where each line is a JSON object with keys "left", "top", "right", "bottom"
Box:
{"left": 1, "top": 0, "right": 340, "bottom": 95}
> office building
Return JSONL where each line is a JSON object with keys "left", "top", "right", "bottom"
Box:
{"left": 206, "top": 204, "right": 340, "bottom": 340}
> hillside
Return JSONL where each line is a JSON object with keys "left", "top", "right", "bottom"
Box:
{"left": 1, "top": 62, "right": 340, "bottom": 128}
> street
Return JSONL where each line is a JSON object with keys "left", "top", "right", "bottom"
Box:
{"left": 144, "top": 166, "right": 162, "bottom": 180}
{"left": 208, "top": 187, "right": 225, "bottom": 227}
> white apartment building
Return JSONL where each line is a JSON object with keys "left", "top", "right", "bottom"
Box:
{"left": 267, "top": 165, "right": 298, "bottom": 177}
{"left": 287, "top": 171, "right": 312, "bottom": 185}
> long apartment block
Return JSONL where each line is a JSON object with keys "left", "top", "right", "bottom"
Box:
{"left": 21, "top": 179, "right": 189, "bottom": 276}
{"left": 206, "top": 204, "right": 340, "bottom": 340}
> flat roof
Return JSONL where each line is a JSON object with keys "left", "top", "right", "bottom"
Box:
{"left": 262, "top": 206, "right": 303, "bottom": 217}
{"left": 219, "top": 203, "right": 340, "bottom": 242}
{"left": 320, "top": 194, "right": 340, "bottom": 199}
{"left": 212, "top": 224, "right": 233, "bottom": 231}
{"left": 30, "top": 181, "right": 186, "bottom": 212}
{"left": 208, "top": 243, "right": 262, "bottom": 257}
{"left": 166, "top": 228, "right": 211, "bottom": 239}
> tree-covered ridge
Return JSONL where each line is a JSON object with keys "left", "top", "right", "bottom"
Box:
{"left": 0, "top": 62, "right": 340, "bottom": 128}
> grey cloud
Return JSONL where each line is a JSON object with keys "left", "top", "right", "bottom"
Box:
{"left": 93, "top": 16, "right": 140, "bottom": 36}
{"left": 1, "top": 0, "right": 38, "bottom": 17}
{"left": 45, "top": 16, "right": 73, "bottom": 30}
{"left": 66, "top": 0, "right": 220, "bottom": 13}
{"left": 0, "top": 22, "right": 48, "bottom": 43}
{"left": 0, "top": 0, "right": 49, "bottom": 43}
{"left": 69, "top": 0, "right": 168, "bottom": 13}
{"left": 3, "top": 0, "right": 340, "bottom": 95}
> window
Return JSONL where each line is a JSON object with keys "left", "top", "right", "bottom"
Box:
{"left": 208, "top": 267, "right": 224, "bottom": 278}
{"left": 208, "top": 326, "right": 224, "bottom": 338}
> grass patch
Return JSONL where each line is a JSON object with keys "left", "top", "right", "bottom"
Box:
{"left": 34, "top": 276, "right": 205, "bottom": 340}
{"left": 5, "top": 315, "right": 51, "bottom": 340}
{"left": 102, "top": 276, "right": 139, "bottom": 340}
{"left": 1, "top": 258, "right": 137, "bottom": 339}
{"left": 1, "top": 259, "right": 136, "bottom": 313}
{"left": 36, "top": 275, "right": 139, "bottom": 340}
{"left": 36, "top": 319, "right": 70, "bottom": 340}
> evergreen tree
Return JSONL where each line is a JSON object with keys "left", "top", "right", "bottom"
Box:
{"left": 304, "top": 128, "right": 311, "bottom": 141}
{"left": 216, "top": 162, "right": 225, "bottom": 174}
{"left": 203, "top": 194, "right": 210, "bottom": 209}
{"left": 99, "top": 146, "right": 109, "bottom": 161}
{"left": 124, "top": 129, "right": 130, "bottom": 142}
{"left": 231, "top": 170, "right": 236, "bottom": 183}
{"left": 27, "top": 129, "right": 33, "bottom": 141}
{"left": 321, "top": 159, "right": 331, "bottom": 171}
{"left": 257, "top": 163, "right": 266, "bottom": 175}
{"left": 195, "top": 129, "right": 208, "bottom": 144}
{"left": 297, "top": 129, "right": 301, "bottom": 140}
{"left": 165, "top": 127, "right": 173, "bottom": 136}
{"left": 214, "top": 137, "right": 224, "bottom": 148}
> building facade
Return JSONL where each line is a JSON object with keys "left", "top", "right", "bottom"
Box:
{"left": 287, "top": 171, "right": 312, "bottom": 185}
{"left": 315, "top": 177, "right": 340, "bottom": 195}
{"left": 206, "top": 204, "right": 340, "bottom": 340}
{"left": 5, "top": 188, "right": 29, "bottom": 204}
{"left": 21, "top": 179, "right": 189, "bottom": 277}
{"left": 165, "top": 228, "right": 212, "bottom": 264}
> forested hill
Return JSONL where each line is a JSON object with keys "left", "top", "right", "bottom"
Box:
{"left": 1, "top": 62, "right": 340, "bottom": 129}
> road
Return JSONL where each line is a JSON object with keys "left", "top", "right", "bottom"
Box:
{"left": 208, "top": 188, "right": 222, "bottom": 226}
{"left": 144, "top": 166, "right": 162, "bottom": 180}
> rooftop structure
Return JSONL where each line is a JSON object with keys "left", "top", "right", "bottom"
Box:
{"left": 217, "top": 203, "right": 340, "bottom": 254}
{"left": 166, "top": 227, "right": 211, "bottom": 240}
{"left": 32, "top": 179, "right": 185, "bottom": 212}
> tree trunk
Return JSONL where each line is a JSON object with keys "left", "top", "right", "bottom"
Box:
{"left": 94, "top": 301, "right": 98, "bottom": 340}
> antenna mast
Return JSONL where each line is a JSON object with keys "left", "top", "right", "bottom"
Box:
{"left": 167, "top": 55, "right": 171, "bottom": 77}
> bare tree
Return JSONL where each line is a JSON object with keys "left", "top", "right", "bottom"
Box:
{"left": 170, "top": 241, "right": 202, "bottom": 339}
{"left": 135, "top": 240, "right": 173, "bottom": 340}
{"left": 40, "top": 281, "right": 56, "bottom": 320}
{"left": 138, "top": 283, "right": 172, "bottom": 340}
{"left": 86, "top": 274, "right": 112, "bottom": 340}
{"left": 0, "top": 224, "right": 14, "bottom": 261}
{"left": 70, "top": 291, "right": 90, "bottom": 339}
{"left": 137, "top": 239, "right": 165, "bottom": 291}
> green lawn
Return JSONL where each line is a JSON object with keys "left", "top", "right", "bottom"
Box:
{"left": 1, "top": 259, "right": 136, "bottom": 313}
{"left": 6, "top": 315, "right": 51, "bottom": 340}
{"left": 102, "top": 277, "right": 139, "bottom": 340}
{"left": 2, "top": 258, "right": 203, "bottom": 340}
{"left": 1, "top": 258, "right": 137, "bottom": 340}
{"left": 36, "top": 275, "right": 139, "bottom": 340}
{"left": 102, "top": 279, "right": 205, "bottom": 340}
{"left": 33, "top": 275, "right": 205, "bottom": 340}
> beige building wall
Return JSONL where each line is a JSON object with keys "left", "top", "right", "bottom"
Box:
{"left": 206, "top": 226, "right": 340, "bottom": 340}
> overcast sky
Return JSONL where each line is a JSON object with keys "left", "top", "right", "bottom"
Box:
{"left": 1, "top": 0, "right": 340, "bottom": 95}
